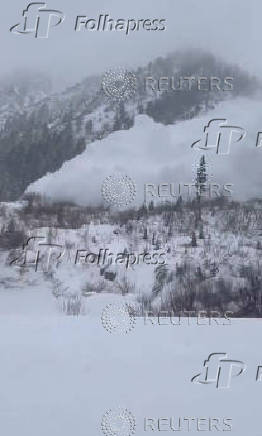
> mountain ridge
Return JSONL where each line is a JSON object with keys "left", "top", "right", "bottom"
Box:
{"left": 0, "top": 49, "right": 259, "bottom": 201}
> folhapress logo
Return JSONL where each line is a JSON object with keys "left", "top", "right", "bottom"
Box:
{"left": 191, "top": 353, "right": 246, "bottom": 389}
{"left": 10, "top": 3, "right": 65, "bottom": 38}
{"left": 191, "top": 119, "right": 246, "bottom": 155}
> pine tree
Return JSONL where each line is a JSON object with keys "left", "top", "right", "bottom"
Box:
{"left": 113, "top": 102, "right": 132, "bottom": 131}
{"left": 148, "top": 201, "right": 154, "bottom": 211}
{"left": 195, "top": 155, "right": 208, "bottom": 220}
{"left": 199, "top": 224, "right": 204, "bottom": 239}
{"left": 152, "top": 264, "right": 168, "bottom": 296}
{"left": 176, "top": 195, "right": 183, "bottom": 209}
{"left": 191, "top": 231, "right": 197, "bottom": 247}
{"left": 195, "top": 155, "right": 208, "bottom": 199}
{"left": 7, "top": 219, "right": 16, "bottom": 233}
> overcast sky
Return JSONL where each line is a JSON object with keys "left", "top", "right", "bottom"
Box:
{"left": 1, "top": 0, "right": 261, "bottom": 89}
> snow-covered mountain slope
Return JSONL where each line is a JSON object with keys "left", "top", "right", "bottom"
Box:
{"left": 0, "top": 50, "right": 259, "bottom": 201}
{"left": 27, "top": 97, "right": 262, "bottom": 205}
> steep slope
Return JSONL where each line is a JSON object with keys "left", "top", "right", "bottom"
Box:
{"left": 27, "top": 97, "right": 262, "bottom": 205}
{"left": 0, "top": 50, "right": 259, "bottom": 201}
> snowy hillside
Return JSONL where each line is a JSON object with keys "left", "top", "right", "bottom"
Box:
{"left": 0, "top": 50, "right": 258, "bottom": 201}
{"left": 0, "top": 195, "right": 261, "bottom": 318}
{"left": 27, "top": 97, "right": 262, "bottom": 204}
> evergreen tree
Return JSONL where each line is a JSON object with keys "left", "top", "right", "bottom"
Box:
{"left": 143, "top": 228, "right": 148, "bottom": 240}
{"left": 191, "top": 231, "right": 197, "bottom": 247}
{"left": 176, "top": 195, "right": 183, "bottom": 209}
{"left": 195, "top": 155, "right": 208, "bottom": 220}
{"left": 199, "top": 223, "right": 204, "bottom": 239}
{"left": 113, "top": 102, "right": 132, "bottom": 130}
{"left": 168, "top": 226, "right": 173, "bottom": 238}
{"left": 152, "top": 264, "right": 168, "bottom": 296}
{"left": 195, "top": 155, "right": 208, "bottom": 199}
{"left": 148, "top": 201, "right": 154, "bottom": 211}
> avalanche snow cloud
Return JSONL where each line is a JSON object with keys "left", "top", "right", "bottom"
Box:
{"left": 27, "top": 97, "right": 262, "bottom": 206}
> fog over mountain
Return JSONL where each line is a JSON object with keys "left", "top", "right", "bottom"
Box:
{"left": 2, "top": 0, "right": 262, "bottom": 86}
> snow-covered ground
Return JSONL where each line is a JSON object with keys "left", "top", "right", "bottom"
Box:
{"left": 2, "top": 93, "right": 262, "bottom": 435}
{"left": 0, "top": 287, "right": 260, "bottom": 436}
{"left": 0, "top": 204, "right": 260, "bottom": 435}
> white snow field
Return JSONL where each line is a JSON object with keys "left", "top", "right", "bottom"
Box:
{"left": 0, "top": 287, "right": 261, "bottom": 436}
{"left": 27, "top": 96, "right": 262, "bottom": 204}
